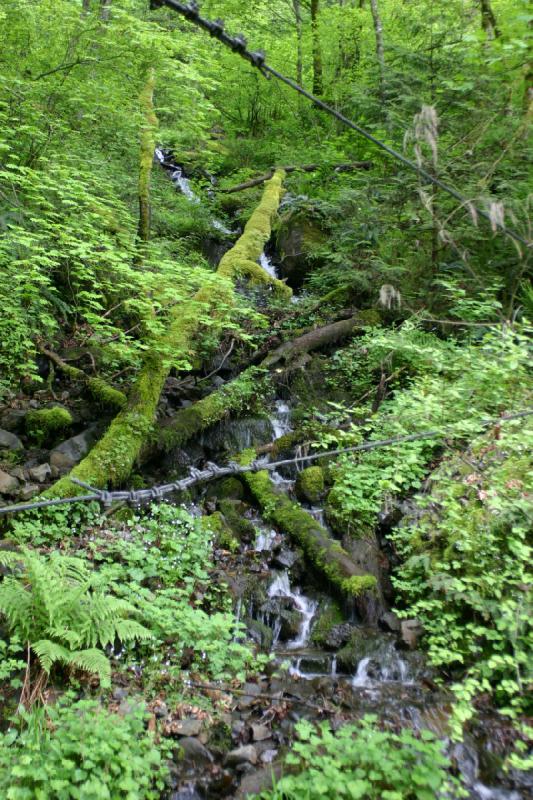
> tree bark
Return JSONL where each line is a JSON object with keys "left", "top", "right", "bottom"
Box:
{"left": 45, "top": 171, "right": 287, "bottom": 498}
{"left": 100, "top": 0, "right": 112, "bottom": 21}
{"left": 369, "top": 0, "right": 386, "bottom": 101}
{"left": 311, "top": 0, "right": 323, "bottom": 95}
{"left": 221, "top": 161, "right": 372, "bottom": 193}
{"left": 292, "top": 0, "right": 304, "bottom": 85}
{"left": 479, "top": 0, "right": 501, "bottom": 39}
{"left": 137, "top": 68, "right": 158, "bottom": 244}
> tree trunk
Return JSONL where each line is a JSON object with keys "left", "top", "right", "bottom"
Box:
{"left": 137, "top": 68, "right": 158, "bottom": 244}
{"left": 100, "top": 0, "right": 112, "bottom": 21}
{"left": 292, "top": 0, "right": 303, "bottom": 85}
{"left": 311, "top": 0, "right": 323, "bottom": 95}
{"left": 45, "top": 171, "right": 287, "bottom": 498}
{"left": 479, "top": 0, "right": 501, "bottom": 39}
{"left": 221, "top": 160, "right": 372, "bottom": 193}
{"left": 369, "top": 0, "right": 386, "bottom": 101}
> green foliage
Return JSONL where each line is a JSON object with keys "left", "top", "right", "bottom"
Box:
{"left": 0, "top": 696, "right": 167, "bottom": 799}
{"left": 392, "top": 418, "right": 533, "bottom": 736}
{"left": 255, "top": 716, "right": 465, "bottom": 799}
{"left": 0, "top": 548, "right": 150, "bottom": 688}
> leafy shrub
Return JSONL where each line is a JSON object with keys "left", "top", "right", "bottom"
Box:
{"left": 0, "top": 696, "right": 167, "bottom": 799}
{"left": 0, "top": 547, "right": 150, "bottom": 691}
{"left": 255, "top": 716, "right": 464, "bottom": 799}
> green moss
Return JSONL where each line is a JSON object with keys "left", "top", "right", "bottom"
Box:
{"left": 204, "top": 512, "right": 240, "bottom": 552}
{"left": 241, "top": 458, "right": 375, "bottom": 599}
{"left": 86, "top": 378, "right": 127, "bottom": 411}
{"left": 357, "top": 309, "right": 382, "bottom": 326}
{"left": 218, "top": 499, "right": 257, "bottom": 541}
{"left": 26, "top": 407, "right": 73, "bottom": 445}
{"left": 311, "top": 600, "right": 344, "bottom": 646}
{"left": 218, "top": 170, "right": 292, "bottom": 299}
{"left": 295, "top": 466, "right": 325, "bottom": 504}
{"left": 206, "top": 477, "right": 245, "bottom": 501}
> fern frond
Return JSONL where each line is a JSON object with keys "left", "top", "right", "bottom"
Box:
{"left": 68, "top": 648, "right": 111, "bottom": 686}
{"left": 114, "top": 619, "right": 152, "bottom": 642}
{"left": 32, "top": 639, "right": 71, "bottom": 674}
{"left": 0, "top": 550, "right": 20, "bottom": 569}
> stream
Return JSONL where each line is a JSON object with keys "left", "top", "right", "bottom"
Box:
{"left": 154, "top": 154, "right": 530, "bottom": 800}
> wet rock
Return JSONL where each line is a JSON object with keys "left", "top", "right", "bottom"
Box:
{"left": 225, "top": 745, "right": 258, "bottom": 766}
{"left": 50, "top": 426, "right": 99, "bottom": 472}
{"left": 251, "top": 724, "right": 271, "bottom": 742}
{"left": 176, "top": 737, "right": 214, "bottom": 765}
{"left": 201, "top": 417, "right": 273, "bottom": 454}
{"left": 401, "top": 619, "right": 423, "bottom": 649}
{"left": 18, "top": 483, "right": 39, "bottom": 501}
{"left": 172, "top": 719, "right": 203, "bottom": 737}
{"left": 0, "top": 469, "right": 19, "bottom": 496}
{"left": 276, "top": 209, "right": 327, "bottom": 288}
{"left": 9, "top": 466, "right": 26, "bottom": 481}
{"left": 271, "top": 548, "right": 299, "bottom": 570}
{"left": 260, "top": 749, "right": 278, "bottom": 764}
{"left": 0, "top": 429, "right": 23, "bottom": 451}
{"left": 235, "top": 763, "right": 283, "bottom": 798}
{"left": 379, "top": 611, "right": 401, "bottom": 633}
{"left": 28, "top": 463, "right": 51, "bottom": 483}
{"left": 170, "top": 787, "right": 204, "bottom": 800}
{"left": 246, "top": 619, "right": 273, "bottom": 651}
{"left": 324, "top": 623, "right": 357, "bottom": 649}
{"left": 237, "top": 683, "right": 263, "bottom": 710}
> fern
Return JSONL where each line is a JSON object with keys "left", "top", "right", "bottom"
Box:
{"left": 0, "top": 547, "right": 151, "bottom": 687}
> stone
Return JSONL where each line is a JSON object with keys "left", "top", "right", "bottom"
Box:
{"left": 272, "top": 548, "right": 298, "bottom": 570}
{"left": 235, "top": 763, "right": 283, "bottom": 798}
{"left": 295, "top": 466, "right": 325, "bottom": 504}
{"left": 112, "top": 688, "right": 128, "bottom": 702}
{"left": 28, "top": 463, "right": 52, "bottom": 483}
{"left": 0, "top": 429, "right": 23, "bottom": 451}
{"left": 324, "top": 623, "right": 357, "bottom": 649}
{"left": 379, "top": 611, "right": 401, "bottom": 633}
{"left": 0, "top": 470, "right": 19, "bottom": 496}
{"left": 401, "top": 619, "right": 423, "bottom": 649}
{"left": 18, "top": 483, "right": 39, "bottom": 500}
{"left": 237, "top": 683, "right": 262, "bottom": 710}
{"left": 50, "top": 426, "right": 98, "bottom": 472}
{"left": 176, "top": 737, "right": 214, "bottom": 765}
{"left": 225, "top": 745, "right": 258, "bottom": 766}
{"left": 9, "top": 467, "right": 26, "bottom": 481}
{"left": 172, "top": 718, "right": 203, "bottom": 737}
{"left": 251, "top": 724, "right": 271, "bottom": 742}
{"left": 0, "top": 409, "right": 27, "bottom": 432}
{"left": 153, "top": 700, "right": 169, "bottom": 719}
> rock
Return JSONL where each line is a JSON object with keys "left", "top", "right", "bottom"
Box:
{"left": 176, "top": 737, "right": 214, "bottom": 765}
{"left": 225, "top": 745, "right": 258, "bottom": 766}
{"left": 0, "top": 470, "right": 19, "bottom": 496}
{"left": 28, "top": 463, "right": 51, "bottom": 483}
{"left": 50, "top": 426, "right": 99, "bottom": 472}
{"left": 380, "top": 611, "right": 401, "bottom": 633}
{"left": 172, "top": 719, "right": 203, "bottom": 737}
{"left": 0, "top": 409, "right": 27, "bottom": 432}
{"left": 9, "top": 467, "right": 26, "bottom": 481}
{"left": 401, "top": 619, "right": 423, "bottom": 649}
{"left": 260, "top": 749, "right": 278, "bottom": 764}
{"left": 324, "top": 623, "right": 357, "bottom": 649}
{"left": 153, "top": 700, "right": 169, "bottom": 719}
{"left": 235, "top": 763, "right": 283, "bottom": 798}
{"left": 112, "top": 688, "right": 129, "bottom": 702}
{"left": 170, "top": 788, "right": 204, "bottom": 800}
{"left": 237, "top": 683, "right": 262, "bottom": 710}
{"left": 295, "top": 466, "right": 325, "bottom": 504}
{"left": 0, "top": 429, "right": 23, "bottom": 451}
{"left": 272, "top": 548, "right": 298, "bottom": 570}
{"left": 18, "top": 483, "right": 39, "bottom": 501}
{"left": 25, "top": 406, "right": 73, "bottom": 445}
{"left": 276, "top": 208, "right": 327, "bottom": 288}
{"left": 251, "top": 724, "right": 271, "bottom": 742}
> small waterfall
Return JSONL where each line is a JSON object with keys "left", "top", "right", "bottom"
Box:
{"left": 255, "top": 527, "right": 276, "bottom": 551}
{"left": 170, "top": 166, "right": 200, "bottom": 203}
{"left": 270, "top": 400, "right": 292, "bottom": 440}
{"left": 308, "top": 506, "right": 326, "bottom": 527}
{"left": 352, "top": 657, "right": 372, "bottom": 687}
{"left": 351, "top": 638, "right": 412, "bottom": 688}
{"left": 268, "top": 572, "right": 318, "bottom": 650}
{"left": 259, "top": 251, "right": 278, "bottom": 280}
{"left": 471, "top": 785, "right": 521, "bottom": 800}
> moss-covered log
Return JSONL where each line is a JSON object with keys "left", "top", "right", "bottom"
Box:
{"left": 240, "top": 453, "right": 378, "bottom": 613}
{"left": 38, "top": 346, "right": 127, "bottom": 412}
{"left": 261, "top": 315, "right": 364, "bottom": 368}
{"left": 45, "top": 172, "right": 286, "bottom": 498}
{"left": 137, "top": 67, "right": 158, "bottom": 243}
{"left": 222, "top": 161, "right": 372, "bottom": 194}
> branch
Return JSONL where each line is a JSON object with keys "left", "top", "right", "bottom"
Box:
{"left": 221, "top": 161, "right": 373, "bottom": 193}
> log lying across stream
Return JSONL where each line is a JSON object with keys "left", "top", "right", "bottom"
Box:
{"left": 221, "top": 161, "right": 373, "bottom": 193}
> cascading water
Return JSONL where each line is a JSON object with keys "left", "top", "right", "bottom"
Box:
{"left": 268, "top": 572, "right": 318, "bottom": 650}
{"left": 259, "top": 252, "right": 278, "bottom": 280}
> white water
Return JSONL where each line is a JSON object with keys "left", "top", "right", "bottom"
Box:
{"left": 472, "top": 784, "right": 521, "bottom": 800}
{"left": 268, "top": 572, "right": 318, "bottom": 650}
{"left": 171, "top": 166, "right": 200, "bottom": 203}
{"left": 255, "top": 527, "right": 277, "bottom": 551}
{"left": 351, "top": 639, "right": 411, "bottom": 688}
{"left": 259, "top": 251, "right": 279, "bottom": 280}
{"left": 270, "top": 399, "right": 291, "bottom": 440}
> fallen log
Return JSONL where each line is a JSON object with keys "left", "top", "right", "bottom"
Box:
{"left": 45, "top": 170, "right": 287, "bottom": 498}
{"left": 221, "top": 161, "right": 373, "bottom": 194}
{"left": 37, "top": 345, "right": 127, "bottom": 412}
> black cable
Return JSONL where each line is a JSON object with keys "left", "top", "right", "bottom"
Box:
{"left": 151, "top": 0, "right": 530, "bottom": 249}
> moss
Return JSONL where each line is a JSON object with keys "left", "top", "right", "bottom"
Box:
{"left": 311, "top": 600, "right": 344, "bottom": 646}
{"left": 218, "top": 170, "right": 292, "bottom": 299}
{"left": 137, "top": 67, "right": 158, "bottom": 243}
{"left": 86, "top": 378, "right": 127, "bottom": 411}
{"left": 206, "top": 477, "right": 245, "bottom": 501}
{"left": 26, "top": 407, "right": 73, "bottom": 445}
{"left": 295, "top": 466, "right": 325, "bottom": 504}
{"left": 204, "top": 512, "right": 240, "bottom": 552}
{"left": 218, "top": 499, "right": 257, "bottom": 541}
{"left": 357, "top": 309, "right": 382, "bottom": 326}
{"left": 241, "top": 456, "right": 375, "bottom": 600}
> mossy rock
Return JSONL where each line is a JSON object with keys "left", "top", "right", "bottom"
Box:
{"left": 217, "top": 499, "right": 257, "bottom": 542}
{"left": 204, "top": 511, "right": 240, "bottom": 552}
{"left": 206, "top": 476, "right": 245, "bottom": 502}
{"left": 311, "top": 599, "right": 344, "bottom": 647}
{"left": 25, "top": 407, "right": 73, "bottom": 446}
{"left": 246, "top": 618, "right": 274, "bottom": 651}
{"left": 295, "top": 466, "right": 325, "bottom": 504}
{"left": 357, "top": 308, "right": 382, "bottom": 327}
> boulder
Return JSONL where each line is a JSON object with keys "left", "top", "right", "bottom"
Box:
{"left": 225, "top": 745, "right": 258, "bottom": 767}
{"left": 379, "top": 611, "right": 401, "bottom": 633}
{"left": 0, "top": 469, "right": 19, "bottom": 496}
{"left": 401, "top": 619, "right": 423, "bottom": 649}
{"left": 18, "top": 483, "right": 39, "bottom": 501}
{"left": 295, "top": 466, "right": 325, "bottom": 504}
{"left": 276, "top": 209, "right": 327, "bottom": 288}
{"left": 175, "top": 737, "right": 214, "bottom": 765}
{"left": 0, "top": 409, "right": 27, "bottom": 432}
{"left": 172, "top": 719, "right": 203, "bottom": 737}
{"left": 324, "top": 623, "right": 358, "bottom": 649}
{"left": 50, "top": 426, "right": 99, "bottom": 473}
{"left": 28, "top": 463, "right": 52, "bottom": 483}
{"left": 0, "top": 429, "right": 23, "bottom": 451}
